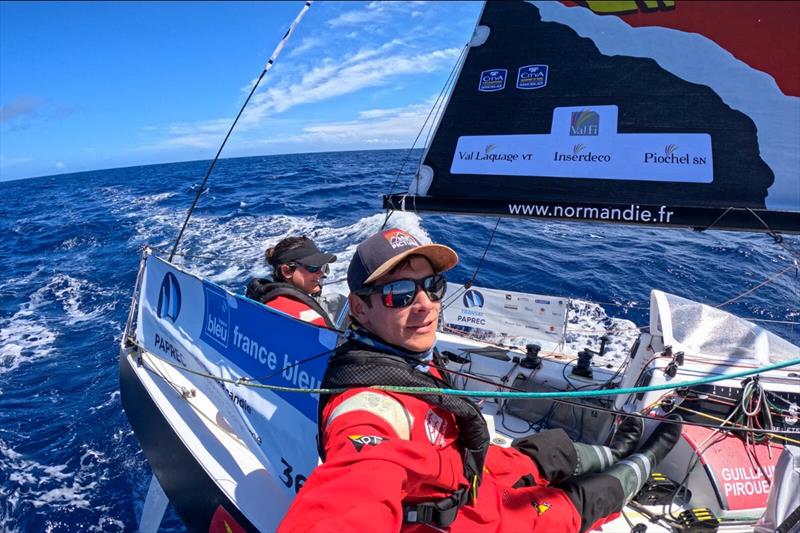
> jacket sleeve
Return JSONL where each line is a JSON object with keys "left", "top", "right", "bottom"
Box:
{"left": 278, "top": 390, "right": 441, "bottom": 533}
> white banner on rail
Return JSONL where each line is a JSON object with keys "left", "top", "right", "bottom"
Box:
{"left": 135, "top": 254, "right": 339, "bottom": 523}
{"left": 443, "top": 283, "right": 567, "bottom": 347}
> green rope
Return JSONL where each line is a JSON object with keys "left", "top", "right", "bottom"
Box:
{"left": 134, "top": 338, "right": 800, "bottom": 399}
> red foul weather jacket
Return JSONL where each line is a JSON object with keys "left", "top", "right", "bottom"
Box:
{"left": 278, "top": 379, "right": 589, "bottom": 532}
{"left": 266, "top": 295, "right": 328, "bottom": 327}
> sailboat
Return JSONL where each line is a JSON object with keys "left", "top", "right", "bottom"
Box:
{"left": 119, "top": 1, "right": 800, "bottom": 532}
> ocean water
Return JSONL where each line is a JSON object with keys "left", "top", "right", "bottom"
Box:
{"left": 0, "top": 149, "right": 797, "bottom": 531}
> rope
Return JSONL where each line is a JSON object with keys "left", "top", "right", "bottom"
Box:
{"left": 135, "top": 344, "right": 800, "bottom": 440}
{"left": 132, "top": 337, "right": 800, "bottom": 398}
{"left": 168, "top": 1, "right": 314, "bottom": 261}
{"left": 716, "top": 262, "right": 798, "bottom": 308}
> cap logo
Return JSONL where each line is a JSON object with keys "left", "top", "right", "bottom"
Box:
{"left": 383, "top": 229, "right": 419, "bottom": 250}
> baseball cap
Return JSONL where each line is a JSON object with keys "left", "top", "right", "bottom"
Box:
{"left": 347, "top": 229, "right": 458, "bottom": 291}
{"left": 271, "top": 238, "right": 336, "bottom": 268}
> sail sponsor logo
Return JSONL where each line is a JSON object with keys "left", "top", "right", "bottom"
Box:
{"left": 201, "top": 285, "right": 231, "bottom": 349}
{"left": 553, "top": 143, "right": 612, "bottom": 162}
{"left": 643, "top": 144, "right": 708, "bottom": 166}
{"left": 153, "top": 332, "right": 186, "bottom": 366}
{"left": 463, "top": 289, "right": 485, "bottom": 308}
{"left": 570, "top": 110, "right": 599, "bottom": 136}
{"left": 156, "top": 272, "right": 181, "bottom": 323}
{"left": 382, "top": 228, "right": 420, "bottom": 249}
{"left": 516, "top": 64, "right": 548, "bottom": 89}
{"left": 478, "top": 69, "right": 507, "bottom": 92}
{"left": 457, "top": 144, "right": 531, "bottom": 162}
{"left": 455, "top": 308, "right": 486, "bottom": 326}
{"left": 508, "top": 203, "right": 675, "bottom": 224}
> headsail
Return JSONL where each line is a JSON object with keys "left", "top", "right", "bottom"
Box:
{"left": 386, "top": 1, "right": 800, "bottom": 233}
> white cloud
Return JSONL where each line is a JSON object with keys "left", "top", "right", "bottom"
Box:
{"left": 146, "top": 45, "right": 458, "bottom": 151}
{"left": 249, "top": 46, "right": 459, "bottom": 115}
{"left": 55, "top": 161, "right": 65, "bottom": 169}
{"left": 287, "top": 36, "right": 323, "bottom": 58}
{"left": 252, "top": 99, "right": 442, "bottom": 148}
{"left": 327, "top": 1, "right": 431, "bottom": 28}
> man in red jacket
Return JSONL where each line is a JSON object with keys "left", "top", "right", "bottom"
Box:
{"left": 279, "top": 229, "right": 681, "bottom": 532}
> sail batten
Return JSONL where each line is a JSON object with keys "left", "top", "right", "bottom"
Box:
{"left": 394, "top": 1, "right": 800, "bottom": 234}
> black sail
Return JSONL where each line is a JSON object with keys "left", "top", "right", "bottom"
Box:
{"left": 385, "top": 1, "right": 800, "bottom": 233}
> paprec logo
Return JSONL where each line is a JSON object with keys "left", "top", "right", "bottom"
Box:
{"left": 157, "top": 272, "right": 181, "bottom": 323}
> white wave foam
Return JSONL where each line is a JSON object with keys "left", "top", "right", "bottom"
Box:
{"left": 0, "top": 440, "right": 106, "bottom": 530}
{"left": 50, "top": 274, "right": 117, "bottom": 326}
{"left": 88, "top": 390, "right": 120, "bottom": 414}
{"left": 0, "top": 273, "right": 119, "bottom": 378}
{"left": 564, "top": 299, "right": 639, "bottom": 368}
{"left": 58, "top": 236, "right": 99, "bottom": 251}
{"left": 0, "top": 290, "right": 58, "bottom": 378}
{"left": 130, "top": 207, "right": 428, "bottom": 299}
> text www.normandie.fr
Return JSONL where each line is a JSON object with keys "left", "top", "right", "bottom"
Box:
{"left": 508, "top": 203, "right": 675, "bottom": 223}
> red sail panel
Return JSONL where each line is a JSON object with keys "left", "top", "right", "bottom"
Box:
{"left": 562, "top": 1, "right": 800, "bottom": 96}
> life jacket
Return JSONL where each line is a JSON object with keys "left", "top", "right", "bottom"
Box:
{"left": 245, "top": 278, "right": 336, "bottom": 329}
{"left": 317, "top": 341, "right": 490, "bottom": 529}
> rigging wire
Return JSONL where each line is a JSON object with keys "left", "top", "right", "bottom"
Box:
{"left": 715, "top": 262, "right": 798, "bottom": 309}
{"left": 441, "top": 218, "right": 501, "bottom": 312}
{"left": 167, "top": 1, "right": 314, "bottom": 261}
{"left": 381, "top": 43, "right": 469, "bottom": 231}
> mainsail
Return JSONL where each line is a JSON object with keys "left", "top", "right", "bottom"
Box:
{"left": 385, "top": 0, "right": 800, "bottom": 233}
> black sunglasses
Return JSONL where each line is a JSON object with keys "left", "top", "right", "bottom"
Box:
{"left": 290, "top": 262, "right": 330, "bottom": 275}
{"left": 355, "top": 274, "right": 447, "bottom": 308}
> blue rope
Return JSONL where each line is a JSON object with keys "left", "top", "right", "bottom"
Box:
{"left": 370, "top": 356, "right": 800, "bottom": 399}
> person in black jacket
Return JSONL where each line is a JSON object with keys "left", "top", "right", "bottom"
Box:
{"left": 246, "top": 236, "right": 341, "bottom": 327}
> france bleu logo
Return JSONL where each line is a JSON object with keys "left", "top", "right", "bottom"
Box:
{"left": 201, "top": 284, "right": 230, "bottom": 349}
{"left": 478, "top": 69, "right": 507, "bottom": 92}
{"left": 517, "top": 65, "right": 548, "bottom": 90}
{"left": 156, "top": 272, "right": 181, "bottom": 323}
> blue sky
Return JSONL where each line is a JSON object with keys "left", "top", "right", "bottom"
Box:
{"left": 0, "top": 1, "right": 482, "bottom": 181}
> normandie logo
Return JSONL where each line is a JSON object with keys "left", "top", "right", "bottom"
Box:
{"left": 570, "top": 110, "right": 599, "bottom": 136}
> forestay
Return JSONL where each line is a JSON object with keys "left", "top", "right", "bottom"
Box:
{"left": 386, "top": 0, "right": 800, "bottom": 233}
{"left": 135, "top": 254, "right": 337, "bottom": 524}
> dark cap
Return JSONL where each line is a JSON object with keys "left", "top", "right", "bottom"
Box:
{"left": 271, "top": 238, "right": 336, "bottom": 268}
{"left": 347, "top": 229, "right": 458, "bottom": 291}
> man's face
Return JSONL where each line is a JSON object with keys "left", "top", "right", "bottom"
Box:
{"left": 283, "top": 263, "right": 324, "bottom": 295}
{"left": 350, "top": 256, "right": 440, "bottom": 352}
